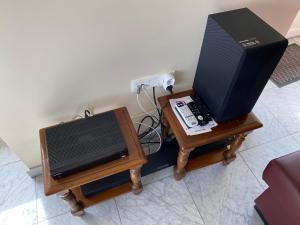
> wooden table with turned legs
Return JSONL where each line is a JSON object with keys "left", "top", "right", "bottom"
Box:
{"left": 158, "top": 90, "right": 262, "bottom": 180}
{"left": 39, "top": 107, "right": 146, "bottom": 216}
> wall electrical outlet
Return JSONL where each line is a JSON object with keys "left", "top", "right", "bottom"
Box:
{"left": 131, "top": 72, "right": 175, "bottom": 93}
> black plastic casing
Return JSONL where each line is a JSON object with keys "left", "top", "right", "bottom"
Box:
{"left": 193, "top": 8, "right": 288, "bottom": 123}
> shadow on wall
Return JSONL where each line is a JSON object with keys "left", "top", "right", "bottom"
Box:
{"left": 38, "top": 69, "right": 192, "bottom": 123}
{"left": 248, "top": 1, "right": 300, "bottom": 36}
{"left": 0, "top": 138, "right": 7, "bottom": 148}
{"left": 216, "top": 0, "right": 300, "bottom": 36}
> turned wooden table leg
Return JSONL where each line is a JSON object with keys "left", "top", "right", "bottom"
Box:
{"left": 60, "top": 190, "right": 84, "bottom": 216}
{"left": 130, "top": 166, "right": 143, "bottom": 194}
{"left": 174, "top": 147, "right": 194, "bottom": 181}
{"left": 223, "top": 133, "right": 247, "bottom": 165}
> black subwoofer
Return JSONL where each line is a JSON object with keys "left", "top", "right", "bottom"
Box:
{"left": 193, "top": 8, "right": 287, "bottom": 123}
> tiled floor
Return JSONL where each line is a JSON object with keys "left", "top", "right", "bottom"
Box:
{"left": 1, "top": 79, "right": 300, "bottom": 225}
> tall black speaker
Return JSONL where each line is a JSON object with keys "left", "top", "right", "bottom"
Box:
{"left": 193, "top": 8, "right": 287, "bottom": 123}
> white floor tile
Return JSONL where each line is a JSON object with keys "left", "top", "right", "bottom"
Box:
{"left": 141, "top": 166, "right": 173, "bottom": 185}
{"left": 240, "top": 136, "right": 300, "bottom": 188}
{"left": 38, "top": 199, "right": 121, "bottom": 225}
{"left": 293, "top": 36, "right": 300, "bottom": 46}
{"left": 1, "top": 76, "right": 299, "bottom": 225}
{"left": 0, "top": 143, "right": 20, "bottom": 167}
{"left": 264, "top": 80, "right": 277, "bottom": 89}
{"left": 292, "top": 132, "right": 300, "bottom": 145}
{"left": 239, "top": 101, "right": 289, "bottom": 151}
{"left": 260, "top": 81, "right": 300, "bottom": 134}
{"left": 35, "top": 176, "right": 69, "bottom": 223}
{"left": 115, "top": 177, "right": 204, "bottom": 225}
{"left": 0, "top": 162, "right": 36, "bottom": 225}
{"left": 184, "top": 157, "right": 263, "bottom": 225}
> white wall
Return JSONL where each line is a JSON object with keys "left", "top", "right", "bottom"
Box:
{"left": 287, "top": 10, "right": 300, "bottom": 38}
{"left": 1, "top": 0, "right": 299, "bottom": 168}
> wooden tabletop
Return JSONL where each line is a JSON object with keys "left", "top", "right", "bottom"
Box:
{"left": 40, "top": 107, "right": 146, "bottom": 196}
{"left": 158, "top": 90, "right": 262, "bottom": 150}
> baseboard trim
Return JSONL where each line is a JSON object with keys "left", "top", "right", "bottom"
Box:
{"left": 27, "top": 165, "right": 42, "bottom": 177}
{"left": 286, "top": 28, "right": 300, "bottom": 39}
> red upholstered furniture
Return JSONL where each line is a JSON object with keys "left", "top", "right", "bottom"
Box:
{"left": 255, "top": 150, "right": 300, "bottom": 225}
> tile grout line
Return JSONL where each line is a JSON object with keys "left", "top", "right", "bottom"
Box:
{"left": 238, "top": 91, "right": 292, "bottom": 153}
{"left": 182, "top": 179, "right": 208, "bottom": 225}
{"left": 38, "top": 212, "right": 69, "bottom": 224}
{"left": 34, "top": 177, "right": 72, "bottom": 224}
{"left": 291, "top": 132, "right": 300, "bottom": 146}
{"left": 259, "top": 97, "right": 292, "bottom": 135}
{"left": 114, "top": 198, "right": 124, "bottom": 225}
{"left": 1, "top": 172, "right": 28, "bottom": 207}
{"left": 38, "top": 211, "right": 70, "bottom": 224}
{"left": 239, "top": 132, "right": 294, "bottom": 153}
{"left": 0, "top": 159, "right": 22, "bottom": 169}
{"left": 111, "top": 169, "right": 175, "bottom": 225}
{"left": 142, "top": 170, "right": 173, "bottom": 185}
{"left": 238, "top": 152, "right": 265, "bottom": 190}
{"left": 260, "top": 82, "right": 300, "bottom": 136}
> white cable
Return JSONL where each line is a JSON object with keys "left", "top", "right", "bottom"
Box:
{"left": 137, "top": 93, "right": 153, "bottom": 117}
{"left": 135, "top": 122, "right": 162, "bottom": 153}
{"left": 136, "top": 93, "right": 159, "bottom": 122}
{"left": 139, "top": 84, "right": 161, "bottom": 122}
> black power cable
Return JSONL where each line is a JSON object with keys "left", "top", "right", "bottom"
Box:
{"left": 137, "top": 116, "right": 156, "bottom": 139}
{"left": 84, "top": 110, "right": 92, "bottom": 118}
{"left": 166, "top": 85, "right": 173, "bottom": 94}
{"left": 137, "top": 85, "right": 174, "bottom": 154}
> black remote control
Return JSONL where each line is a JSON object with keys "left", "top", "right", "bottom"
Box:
{"left": 187, "top": 96, "right": 212, "bottom": 126}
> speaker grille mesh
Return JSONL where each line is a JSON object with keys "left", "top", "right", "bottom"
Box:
{"left": 45, "top": 111, "right": 128, "bottom": 176}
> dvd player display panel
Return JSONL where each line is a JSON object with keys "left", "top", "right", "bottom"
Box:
{"left": 45, "top": 111, "right": 128, "bottom": 179}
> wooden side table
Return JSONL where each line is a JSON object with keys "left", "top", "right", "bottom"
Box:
{"left": 158, "top": 90, "right": 262, "bottom": 180}
{"left": 39, "top": 107, "right": 146, "bottom": 216}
